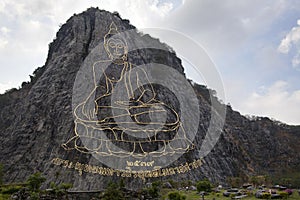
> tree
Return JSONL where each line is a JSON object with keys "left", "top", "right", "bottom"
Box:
{"left": 102, "top": 182, "right": 125, "bottom": 200}
{"left": 50, "top": 181, "right": 73, "bottom": 199}
{"left": 167, "top": 179, "right": 179, "bottom": 188}
{"left": 280, "top": 178, "right": 292, "bottom": 187}
{"left": 227, "top": 177, "right": 242, "bottom": 188}
{"left": 59, "top": 183, "right": 73, "bottom": 192}
{"left": 119, "top": 178, "right": 125, "bottom": 189}
{"left": 250, "top": 175, "right": 267, "bottom": 187}
{"left": 196, "top": 180, "right": 212, "bottom": 193}
{"left": 250, "top": 176, "right": 258, "bottom": 187}
{"left": 26, "top": 172, "right": 46, "bottom": 191}
{"left": 0, "top": 163, "right": 3, "bottom": 185}
{"left": 168, "top": 191, "right": 187, "bottom": 200}
{"left": 148, "top": 181, "right": 161, "bottom": 198}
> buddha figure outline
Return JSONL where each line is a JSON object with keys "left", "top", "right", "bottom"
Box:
{"left": 62, "top": 22, "right": 194, "bottom": 158}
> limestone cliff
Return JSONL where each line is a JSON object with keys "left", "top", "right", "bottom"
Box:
{"left": 0, "top": 8, "right": 299, "bottom": 190}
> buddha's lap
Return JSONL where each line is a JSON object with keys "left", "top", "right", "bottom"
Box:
{"left": 96, "top": 103, "right": 179, "bottom": 124}
{"left": 73, "top": 120, "right": 191, "bottom": 153}
{"left": 76, "top": 97, "right": 179, "bottom": 123}
{"left": 76, "top": 134, "right": 191, "bottom": 153}
{"left": 75, "top": 120, "right": 180, "bottom": 140}
{"left": 74, "top": 101, "right": 181, "bottom": 142}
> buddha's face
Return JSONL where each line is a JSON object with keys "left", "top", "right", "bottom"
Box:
{"left": 106, "top": 38, "right": 127, "bottom": 60}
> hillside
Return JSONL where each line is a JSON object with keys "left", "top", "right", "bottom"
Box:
{"left": 0, "top": 7, "right": 299, "bottom": 190}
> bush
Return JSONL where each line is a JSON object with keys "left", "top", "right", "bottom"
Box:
{"left": 50, "top": 181, "right": 73, "bottom": 196}
{"left": 278, "top": 191, "right": 289, "bottom": 199}
{"left": 180, "top": 180, "right": 193, "bottom": 188}
{"left": 30, "top": 191, "right": 39, "bottom": 200}
{"left": 196, "top": 180, "right": 212, "bottom": 193}
{"left": 167, "top": 191, "right": 186, "bottom": 200}
{"left": 148, "top": 183, "right": 160, "bottom": 198}
{"left": 119, "top": 179, "right": 125, "bottom": 189}
{"left": 261, "top": 192, "right": 271, "bottom": 199}
{"left": 102, "top": 182, "right": 124, "bottom": 200}
{"left": 59, "top": 183, "right": 73, "bottom": 191}
{"left": 26, "top": 172, "right": 46, "bottom": 191}
{"left": 0, "top": 194, "right": 11, "bottom": 200}
{"left": 0, "top": 164, "right": 3, "bottom": 186}
{"left": 1, "top": 186, "right": 22, "bottom": 194}
{"left": 227, "top": 177, "right": 243, "bottom": 188}
{"left": 142, "top": 181, "right": 162, "bottom": 199}
{"left": 167, "top": 179, "right": 179, "bottom": 188}
{"left": 247, "top": 191, "right": 253, "bottom": 197}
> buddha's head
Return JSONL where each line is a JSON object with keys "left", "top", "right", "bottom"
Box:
{"left": 104, "top": 22, "right": 128, "bottom": 61}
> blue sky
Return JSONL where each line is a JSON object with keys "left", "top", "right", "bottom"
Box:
{"left": 0, "top": 0, "right": 300, "bottom": 124}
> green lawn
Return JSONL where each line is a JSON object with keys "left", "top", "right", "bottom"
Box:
{"left": 0, "top": 194, "right": 10, "bottom": 200}
{"left": 161, "top": 189, "right": 300, "bottom": 200}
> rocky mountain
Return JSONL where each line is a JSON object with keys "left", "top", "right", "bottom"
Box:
{"left": 0, "top": 8, "right": 299, "bottom": 190}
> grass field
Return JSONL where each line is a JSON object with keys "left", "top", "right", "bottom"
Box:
{"left": 161, "top": 189, "right": 300, "bottom": 200}
{"left": 0, "top": 194, "right": 10, "bottom": 200}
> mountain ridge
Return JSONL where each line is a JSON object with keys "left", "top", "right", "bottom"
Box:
{"left": 0, "top": 7, "right": 299, "bottom": 190}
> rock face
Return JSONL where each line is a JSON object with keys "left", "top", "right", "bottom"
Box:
{"left": 0, "top": 8, "right": 299, "bottom": 190}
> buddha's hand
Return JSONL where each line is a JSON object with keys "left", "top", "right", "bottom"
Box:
{"left": 81, "top": 100, "right": 97, "bottom": 120}
{"left": 114, "top": 99, "right": 143, "bottom": 107}
{"left": 136, "top": 89, "right": 156, "bottom": 104}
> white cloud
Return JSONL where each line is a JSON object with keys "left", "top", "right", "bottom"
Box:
{"left": 0, "top": 38, "right": 8, "bottom": 49}
{"left": 102, "top": 0, "right": 175, "bottom": 28}
{"left": 241, "top": 80, "right": 300, "bottom": 125}
{"left": 0, "top": 1, "right": 5, "bottom": 13}
{"left": 0, "top": 82, "right": 15, "bottom": 94}
{"left": 278, "top": 19, "right": 300, "bottom": 69}
{"left": 149, "top": 0, "right": 173, "bottom": 17}
{"left": 278, "top": 19, "right": 300, "bottom": 53}
{"left": 0, "top": 26, "right": 10, "bottom": 35}
{"left": 278, "top": 38, "right": 292, "bottom": 54}
{"left": 0, "top": 26, "right": 10, "bottom": 49}
{"left": 292, "top": 53, "right": 300, "bottom": 67}
{"left": 162, "top": 0, "right": 291, "bottom": 54}
{"left": 0, "top": 0, "right": 177, "bottom": 87}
